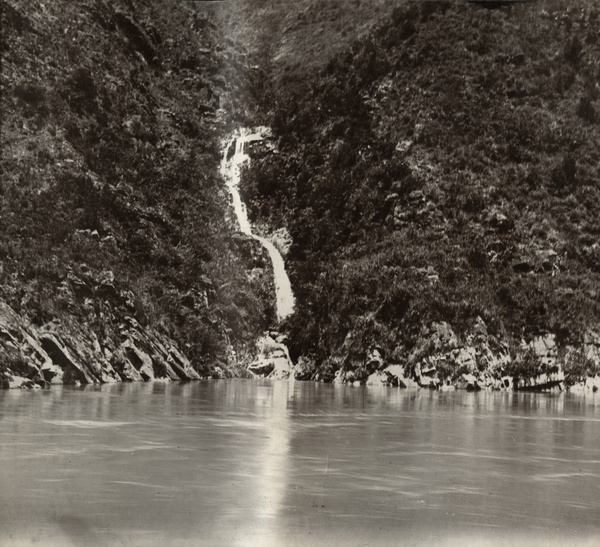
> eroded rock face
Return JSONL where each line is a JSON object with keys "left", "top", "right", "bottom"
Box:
{"left": 247, "top": 332, "right": 294, "bottom": 380}
{"left": 325, "top": 317, "right": 600, "bottom": 391}
{"left": 0, "top": 302, "right": 200, "bottom": 388}
{"left": 569, "top": 376, "right": 600, "bottom": 393}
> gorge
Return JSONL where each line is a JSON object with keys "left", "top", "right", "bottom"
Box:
{"left": 2, "top": 1, "right": 600, "bottom": 545}
{"left": 1, "top": 0, "right": 600, "bottom": 391}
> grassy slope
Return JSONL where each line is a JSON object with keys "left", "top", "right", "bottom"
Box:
{"left": 240, "top": 0, "right": 600, "bottom": 381}
{"left": 0, "top": 0, "right": 274, "bottom": 381}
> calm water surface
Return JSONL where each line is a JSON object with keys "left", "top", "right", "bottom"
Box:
{"left": 1, "top": 381, "right": 598, "bottom": 546}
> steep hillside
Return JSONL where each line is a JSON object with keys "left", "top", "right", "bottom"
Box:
{"left": 241, "top": 0, "right": 600, "bottom": 387}
{"left": 207, "top": 0, "right": 399, "bottom": 120}
{"left": 3, "top": 0, "right": 599, "bottom": 391}
{"left": 0, "top": 0, "right": 274, "bottom": 387}
{"left": 213, "top": 0, "right": 395, "bottom": 74}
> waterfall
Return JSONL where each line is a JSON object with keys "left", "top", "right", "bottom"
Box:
{"left": 220, "top": 128, "right": 295, "bottom": 323}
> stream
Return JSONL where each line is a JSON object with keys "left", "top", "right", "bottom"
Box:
{"left": 220, "top": 128, "right": 295, "bottom": 322}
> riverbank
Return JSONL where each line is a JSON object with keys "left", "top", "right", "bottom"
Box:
{"left": 5, "top": 294, "right": 599, "bottom": 392}
{"left": 3, "top": 1, "right": 600, "bottom": 392}
{"left": 236, "top": 0, "right": 600, "bottom": 390}
{"left": 1, "top": 0, "right": 277, "bottom": 388}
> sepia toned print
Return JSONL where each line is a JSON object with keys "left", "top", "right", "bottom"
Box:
{"left": 1, "top": 1, "right": 599, "bottom": 545}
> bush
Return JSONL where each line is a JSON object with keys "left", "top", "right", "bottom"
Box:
{"left": 64, "top": 67, "right": 97, "bottom": 113}
{"left": 551, "top": 154, "right": 579, "bottom": 191}
{"left": 577, "top": 96, "right": 597, "bottom": 123}
{"left": 14, "top": 83, "right": 45, "bottom": 106}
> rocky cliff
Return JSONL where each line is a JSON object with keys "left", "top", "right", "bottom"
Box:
{"left": 0, "top": 0, "right": 277, "bottom": 387}
{"left": 4, "top": 0, "right": 600, "bottom": 392}
{"left": 237, "top": 0, "right": 600, "bottom": 390}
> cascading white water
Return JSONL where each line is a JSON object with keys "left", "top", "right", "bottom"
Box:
{"left": 220, "top": 128, "right": 295, "bottom": 322}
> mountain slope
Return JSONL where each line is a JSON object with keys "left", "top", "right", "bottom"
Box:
{"left": 241, "top": 0, "right": 600, "bottom": 386}
{"left": 0, "top": 0, "right": 274, "bottom": 386}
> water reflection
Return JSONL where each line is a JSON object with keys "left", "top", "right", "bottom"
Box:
{"left": 0, "top": 382, "right": 598, "bottom": 545}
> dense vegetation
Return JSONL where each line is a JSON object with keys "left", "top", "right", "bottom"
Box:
{"left": 1, "top": 0, "right": 274, "bottom": 380}
{"left": 240, "top": 0, "right": 600, "bottom": 381}
{"left": 2, "top": 0, "right": 599, "bottom": 388}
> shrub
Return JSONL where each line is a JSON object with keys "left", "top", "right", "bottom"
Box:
{"left": 551, "top": 154, "right": 579, "bottom": 191}
{"left": 564, "top": 35, "right": 583, "bottom": 65}
{"left": 577, "top": 96, "right": 597, "bottom": 123}
{"left": 14, "top": 83, "right": 45, "bottom": 106}
{"left": 64, "top": 68, "right": 97, "bottom": 113}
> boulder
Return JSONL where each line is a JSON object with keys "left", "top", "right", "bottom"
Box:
{"left": 501, "top": 376, "right": 513, "bottom": 390}
{"left": 584, "top": 377, "right": 599, "bottom": 392}
{"left": 294, "top": 356, "right": 316, "bottom": 381}
{"left": 40, "top": 356, "right": 65, "bottom": 384}
{"left": 569, "top": 382, "right": 586, "bottom": 393}
{"left": 383, "top": 364, "right": 406, "bottom": 386}
{"left": 419, "top": 375, "right": 436, "bottom": 388}
{"left": 399, "top": 377, "right": 419, "bottom": 389}
{"left": 39, "top": 334, "right": 96, "bottom": 384}
{"left": 248, "top": 333, "right": 294, "bottom": 380}
{"left": 248, "top": 360, "right": 275, "bottom": 376}
{"left": 332, "top": 369, "right": 346, "bottom": 384}
{"left": 462, "top": 373, "right": 481, "bottom": 391}
{"left": 122, "top": 339, "right": 155, "bottom": 381}
{"left": 267, "top": 356, "right": 293, "bottom": 380}
{"left": 9, "top": 376, "right": 37, "bottom": 389}
{"left": 211, "top": 366, "right": 227, "bottom": 379}
{"left": 384, "top": 364, "right": 405, "bottom": 377}
{"left": 366, "top": 371, "right": 388, "bottom": 386}
{"left": 366, "top": 346, "right": 384, "bottom": 371}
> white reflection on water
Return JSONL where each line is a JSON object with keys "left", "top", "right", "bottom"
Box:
{"left": 0, "top": 382, "right": 599, "bottom": 546}
{"left": 256, "top": 381, "right": 293, "bottom": 524}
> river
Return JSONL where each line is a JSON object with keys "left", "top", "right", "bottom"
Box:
{"left": 1, "top": 381, "right": 598, "bottom": 546}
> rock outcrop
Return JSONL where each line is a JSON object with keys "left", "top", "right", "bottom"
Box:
{"left": 247, "top": 331, "right": 294, "bottom": 380}
{"left": 319, "top": 317, "right": 600, "bottom": 392}
{"left": 0, "top": 302, "right": 200, "bottom": 388}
